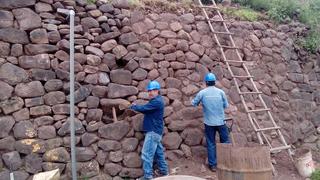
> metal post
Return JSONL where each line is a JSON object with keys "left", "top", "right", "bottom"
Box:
{"left": 57, "top": 8, "right": 77, "bottom": 180}
{"left": 69, "top": 10, "right": 77, "bottom": 180}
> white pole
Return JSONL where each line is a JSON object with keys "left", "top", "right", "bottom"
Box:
{"left": 69, "top": 10, "right": 77, "bottom": 180}
{"left": 57, "top": 8, "right": 77, "bottom": 180}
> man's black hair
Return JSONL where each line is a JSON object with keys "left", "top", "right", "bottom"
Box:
{"left": 206, "top": 81, "right": 215, "bottom": 86}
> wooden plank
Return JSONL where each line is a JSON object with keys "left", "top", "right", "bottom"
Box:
{"left": 220, "top": 45, "right": 240, "bottom": 49}
{"left": 112, "top": 107, "right": 117, "bottom": 122}
{"left": 197, "top": 5, "right": 220, "bottom": 10}
{"left": 212, "top": 31, "right": 234, "bottom": 35}
{"left": 239, "top": 91, "right": 263, "bottom": 95}
{"left": 247, "top": 108, "right": 271, "bottom": 113}
{"left": 256, "top": 126, "right": 281, "bottom": 132}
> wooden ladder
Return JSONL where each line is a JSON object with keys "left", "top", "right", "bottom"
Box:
{"left": 197, "top": 0, "right": 294, "bottom": 174}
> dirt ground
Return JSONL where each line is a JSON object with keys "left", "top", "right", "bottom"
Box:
{"left": 165, "top": 151, "right": 320, "bottom": 180}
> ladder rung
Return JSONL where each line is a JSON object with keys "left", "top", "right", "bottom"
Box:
{"left": 232, "top": 75, "right": 254, "bottom": 78}
{"left": 212, "top": 31, "right": 234, "bottom": 35}
{"left": 225, "top": 60, "right": 245, "bottom": 63}
{"left": 256, "top": 126, "right": 281, "bottom": 132}
{"left": 270, "top": 145, "right": 291, "bottom": 152}
{"left": 208, "top": 19, "right": 228, "bottom": 23}
{"left": 219, "top": 45, "right": 239, "bottom": 49}
{"left": 247, "top": 108, "right": 271, "bottom": 113}
{"left": 239, "top": 91, "right": 263, "bottom": 95}
{"left": 198, "top": 5, "right": 220, "bottom": 10}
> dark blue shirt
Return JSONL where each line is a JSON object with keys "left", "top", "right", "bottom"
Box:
{"left": 130, "top": 95, "right": 164, "bottom": 135}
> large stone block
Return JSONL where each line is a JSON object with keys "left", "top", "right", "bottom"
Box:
{"left": 30, "top": 69, "right": 56, "bottom": 81}
{"left": 0, "top": 28, "right": 29, "bottom": 44}
{"left": 15, "top": 81, "right": 45, "bottom": 98}
{"left": 76, "top": 147, "right": 96, "bottom": 162}
{"left": 44, "top": 79, "right": 63, "bottom": 92}
{"left": 13, "top": 108, "right": 30, "bottom": 121}
{"left": 104, "top": 163, "right": 122, "bottom": 176}
{"left": 0, "top": 136, "right": 15, "bottom": 151}
{"left": 0, "top": 10, "right": 13, "bottom": 28}
{"left": 0, "top": 97, "right": 24, "bottom": 114}
{"left": 110, "top": 69, "right": 132, "bottom": 85}
{"left": 0, "top": 81, "right": 13, "bottom": 101}
{"left": 13, "top": 120, "right": 37, "bottom": 139}
{"left": 43, "top": 91, "right": 66, "bottom": 106}
{"left": 12, "top": 8, "right": 41, "bottom": 30}
{"left": 86, "top": 108, "right": 103, "bottom": 122}
{"left": 0, "top": 116, "right": 15, "bottom": 138}
{"left": 181, "top": 128, "right": 203, "bottom": 146}
{"left": 19, "top": 54, "right": 50, "bottom": 69}
{"left": 43, "top": 147, "right": 70, "bottom": 163}
{"left": 57, "top": 118, "right": 85, "bottom": 136}
{"left": 0, "top": 0, "right": 36, "bottom": 9}
{"left": 25, "top": 97, "right": 44, "bottom": 107}
{"left": 66, "top": 160, "right": 99, "bottom": 178}
{"left": 123, "top": 152, "right": 141, "bottom": 168}
{"left": 163, "top": 132, "right": 182, "bottom": 150}
{"left": 108, "top": 83, "right": 138, "bottom": 98}
{"left": 121, "top": 138, "right": 139, "bottom": 152}
{"left": 30, "top": 105, "right": 51, "bottom": 117}
{"left": 15, "top": 139, "right": 46, "bottom": 154}
{"left": 98, "top": 140, "right": 121, "bottom": 151}
{"left": 119, "top": 168, "right": 143, "bottom": 178}
{"left": 98, "top": 121, "right": 130, "bottom": 140}
{"left": 38, "top": 125, "right": 56, "bottom": 140}
{"left": 81, "top": 133, "right": 99, "bottom": 147}
{"left": 30, "top": 28, "right": 48, "bottom": 44}
{"left": 25, "top": 153, "right": 42, "bottom": 174}
{"left": 0, "top": 41, "right": 10, "bottom": 57}
{"left": 2, "top": 151, "right": 22, "bottom": 171}
{"left": 0, "top": 63, "right": 28, "bottom": 85}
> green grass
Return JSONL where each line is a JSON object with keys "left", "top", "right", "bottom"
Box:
{"left": 311, "top": 169, "right": 320, "bottom": 180}
{"left": 231, "top": 0, "right": 320, "bottom": 53}
{"left": 223, "top": 7, "right": 261, "bottom": 21}
{"left": 86, "top": 0, "right": 96, "bottom": 4}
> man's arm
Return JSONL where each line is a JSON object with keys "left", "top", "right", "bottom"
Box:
{"left": 222, "top": 91, "right": 228, "bottom": 109}
{"left": 130, "top": 99, "right": 160, "bottom": 113}
{"left": 191, "top": 91, "right": 202, "bottom": 107}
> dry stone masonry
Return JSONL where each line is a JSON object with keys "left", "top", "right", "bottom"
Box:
{"left": 0, "top": 0, "right": 319, "bottom": 179}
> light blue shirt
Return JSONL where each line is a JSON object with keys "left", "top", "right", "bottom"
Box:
{"left": 192, "top": 86, "right": 228, "bottom": 126}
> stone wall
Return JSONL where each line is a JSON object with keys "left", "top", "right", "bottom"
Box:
{"left": 0, "top": 0, "right": 319, "bottom": 179}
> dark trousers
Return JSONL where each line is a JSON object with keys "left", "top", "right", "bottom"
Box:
{"left": 204, "top": 124, "right": 230, "bottom": 167}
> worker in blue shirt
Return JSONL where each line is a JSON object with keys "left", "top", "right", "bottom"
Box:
{"left": 192, "top": 73, "right": 230, "bottom": 171}
{"left": 130, "top": 80, "right": 168, "bottom": 180}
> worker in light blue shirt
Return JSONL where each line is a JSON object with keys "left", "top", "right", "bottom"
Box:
{"left": 192, "top": 73, "right": 230, "bottom": 172}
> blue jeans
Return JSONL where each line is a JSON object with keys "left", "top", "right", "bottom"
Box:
{"left": 141, "top": 131, "right": 168, "bottom": 179}
{"left": 205, "top": 124, "right": 230, "bottom": 167}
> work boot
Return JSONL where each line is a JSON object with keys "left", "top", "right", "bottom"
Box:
{"left": 209, "top": 166, "right": 217, "bottom": 172}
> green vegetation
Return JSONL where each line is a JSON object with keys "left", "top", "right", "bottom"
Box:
{"left": 311, "top": 169, "right": 320, "bottom": 180}
{"left": 223, "top": 7, "right": 260, "bottom": 21}
{"left": 231, "top": 0, "right": 320, "bottom": 53}
{"left": 86, "top": 0, "right": 97, "bottom": 4}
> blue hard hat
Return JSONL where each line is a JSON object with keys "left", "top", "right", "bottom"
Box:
{"left": 205, "top": 73, "right": 216, "bottom": 82}
{"left": 147, "top": 80, "right": 161, "bottom": 91}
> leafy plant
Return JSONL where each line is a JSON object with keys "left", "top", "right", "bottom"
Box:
{"left": 248, "top": 0, "right": 271, "bottom": 10}
{"left": 223, "top": 7, "right": 260, "bottom": 21}
{"left": 311, "top": 169, "right": 320, "bottom": 180}
{"left": 301, "top": 31, "right": 320, "bottom": 53}
{"left": 86, "top": 0, "right": 96, "bottom": 4}
{"left": 267, "top": 0, "right": 299, "bottom": 22}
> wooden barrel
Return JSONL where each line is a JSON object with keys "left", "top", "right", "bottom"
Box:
{"left": 217, "top": 143, "right": 272, "bottom": 180}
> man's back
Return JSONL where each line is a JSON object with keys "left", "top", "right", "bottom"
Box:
{"left": 192, "top": 86, "right": 228, "bottom": 126}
